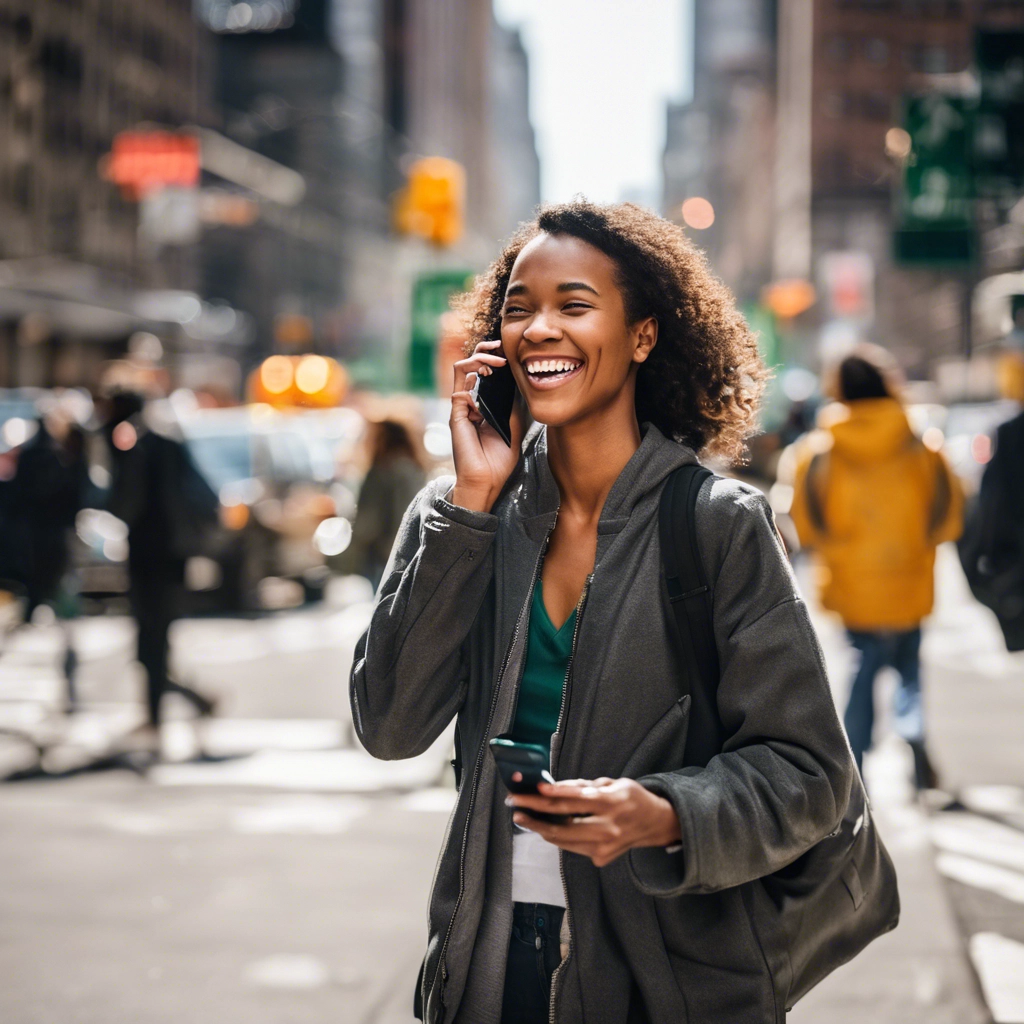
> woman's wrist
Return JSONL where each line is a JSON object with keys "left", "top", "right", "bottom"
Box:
{"left": 451, "top": 483, "right": 496, "bottom": 513}
{"left": 648, "top": 793, "right": 682, "bottom": 848}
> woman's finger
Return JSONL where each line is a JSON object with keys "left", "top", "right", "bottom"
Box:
{"left": 509, "top": 791, "right": 608, "bottom": 816}
{"left": 452, "top": 352, "right": 507, "bottom": 392}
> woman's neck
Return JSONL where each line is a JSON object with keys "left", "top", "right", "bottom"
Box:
{"left": 545, "top": 400, "right": 642, "bottom": 524}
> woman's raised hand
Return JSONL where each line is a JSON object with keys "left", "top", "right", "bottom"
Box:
{"left": 450, "top": 339, "right": 523, "bottom": 512}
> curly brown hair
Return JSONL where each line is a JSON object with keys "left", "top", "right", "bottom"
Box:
{"left": 454, "top": 199, "right": 768, "bottom": 461}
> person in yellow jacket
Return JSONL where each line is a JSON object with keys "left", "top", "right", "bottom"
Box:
{"left": 789, "top": 349, "right": 964, "bottom": 790}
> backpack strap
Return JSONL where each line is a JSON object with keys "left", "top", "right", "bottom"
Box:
{"left": 659, "top": 464, "right": 724, "bottom": 766}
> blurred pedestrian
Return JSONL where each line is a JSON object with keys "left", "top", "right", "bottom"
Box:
{"left": 332, "top": 418, "right": 425, "bottom": 589}
{"left": 102, "top": 391, "right": 219, "bottom": 752}
{"left": 958, "top": 399, "right": 1024, "bottom": 652}
{"left": 352, "top": 202, "right": 888, "bottom": 1023}
{"left": 0, "top": 408, "right": 89, "bottom": 709}
{"left": 789, "top": 346, "right": 964, "bottom": 790}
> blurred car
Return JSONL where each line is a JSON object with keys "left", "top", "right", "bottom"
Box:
{"left": 178, "top": 404, "right": 365, "bottom": 611}
{"left": 72, "top": 403, "right": 365, "bottom": 615}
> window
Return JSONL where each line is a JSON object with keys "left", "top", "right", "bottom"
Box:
{"left": 865, "top": 38, "right": 889, "bottom": 66}
{"left": 825, "top": 34, "right": 852, "bottom": 65}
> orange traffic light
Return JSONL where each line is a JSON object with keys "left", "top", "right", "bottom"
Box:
{"left": 394, "top": 157, "right": 465, "bottom": 247}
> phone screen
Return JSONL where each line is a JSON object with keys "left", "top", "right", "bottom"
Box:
{"left": 473, "top": 357, "right": 517, "bottom": 447}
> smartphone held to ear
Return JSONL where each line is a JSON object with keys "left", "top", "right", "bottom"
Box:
{"left": 472, "top": 348, "right": 518, "bottom": 447}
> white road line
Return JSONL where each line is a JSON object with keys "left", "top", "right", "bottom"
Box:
{"left": 931, "top": 814, "right": 1024, "bottom": 874}
{"left": 935, "top": 853, "right": 1024, "bottom": 905}
{"left": 961, "top": 785, "right": 1024, "bottom": 819}
{"left": 968, "top": 933, "right": 1024, "bottom": 1024}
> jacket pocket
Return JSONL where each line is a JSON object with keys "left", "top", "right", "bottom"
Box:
{"left": 622, "top": 695, "right": 691, "bottom": 779}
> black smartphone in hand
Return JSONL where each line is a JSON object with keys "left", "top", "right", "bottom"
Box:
{"left": 489, "top": 737, "right": 567, "bottom": 823}
{"left": 472, "top": 352, "right": 517, "bottom": 448}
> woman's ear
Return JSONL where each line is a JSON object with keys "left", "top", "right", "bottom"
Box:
{"left": 632, "top": 317, "right": 658, "bottom": 364}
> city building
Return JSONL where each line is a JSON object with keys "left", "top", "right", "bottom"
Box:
{"left": 661, "top": 0, "right": 777, "bottom": 303}
{"left": 809, "top": 0, "right": 1024, "bottom": 373}
{"left": 665, "top": 0, "right": 1024, "bottom": 378}
{"left": 0, "top": 0, "right": 206, "bottom": 386}
{"left": 197, "top": 0, "right": 540, "bottom": 386}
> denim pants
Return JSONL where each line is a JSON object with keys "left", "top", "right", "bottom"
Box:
{"left": 844, "top": 628, "right": 924, "bottom": 772}
{"left": 501, "top": 902, "right": 565, "bottom": 1024}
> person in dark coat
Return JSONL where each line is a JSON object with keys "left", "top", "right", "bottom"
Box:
{"left": 0, "top": 409, "right": 89, "bottom": 709}
{"left": 959, "top": 404, "right": 1024, "bottom": 651}
{"left": 102, "top": 391, "right": 218, "bottom": 750}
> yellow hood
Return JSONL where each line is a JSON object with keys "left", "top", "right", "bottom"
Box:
{"left": 821, "top": 398, "right": 912, "bottom": 464}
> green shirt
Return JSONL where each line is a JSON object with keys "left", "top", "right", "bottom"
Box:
{"left": 509, "top": 581, "right": 577, "bottom": 754}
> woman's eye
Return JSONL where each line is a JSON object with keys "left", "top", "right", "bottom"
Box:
{"left": 563, "top": 302, "right": 591, "bottom": 311}
{"left": 503, "top": 306, "right": 528, "bottom": 316}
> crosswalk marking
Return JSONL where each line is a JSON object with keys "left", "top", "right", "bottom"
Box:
{"left": 931, "top": 814, "right": 1024, "bottom": 874}
{"left": 936, "top": 852, "right": 1024, "bottom": 905}
{"left": 969, "top": 933, "right": 1024, "bottom": 1024}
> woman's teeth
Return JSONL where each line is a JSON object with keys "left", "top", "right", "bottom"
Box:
{"left": 527, "top": 359, "right": 579, "bottom": 375}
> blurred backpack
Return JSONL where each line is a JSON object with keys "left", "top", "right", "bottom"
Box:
{"left": 958, "top": 410, "right": 1024, "bottom": 652}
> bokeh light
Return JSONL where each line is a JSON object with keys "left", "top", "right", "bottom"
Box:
{"left": 681, "top": 197, "right": 715, "bottom": 230}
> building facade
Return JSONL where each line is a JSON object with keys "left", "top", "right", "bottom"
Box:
{"left": 662, "top": 0, "right": 777, "bottom": 303}
{"left": 0, "top": 0, "right": 205, "bottom": 386}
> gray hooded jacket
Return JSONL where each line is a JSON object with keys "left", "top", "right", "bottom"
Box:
{"left": 351, "top": 424, "right": 855, "bottom": 1024}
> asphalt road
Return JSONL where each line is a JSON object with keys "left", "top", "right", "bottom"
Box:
{"left": 0, "top": 554, "right": 1021, "bottom": 1024}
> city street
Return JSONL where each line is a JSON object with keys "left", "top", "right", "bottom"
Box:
{"left": 0, "top": 550, "right": 1022, "bottom": 1024}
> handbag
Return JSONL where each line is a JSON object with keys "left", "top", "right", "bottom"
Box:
{"left": 659, "top": 464, "right": 900, "bottom": 1009}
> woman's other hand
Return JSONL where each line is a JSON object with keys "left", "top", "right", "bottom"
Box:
{"left": 509, "top": 778, "right": 682, "bottom": 868}
{"left": 450, "top": 340, "right": 523, "bottom": 513}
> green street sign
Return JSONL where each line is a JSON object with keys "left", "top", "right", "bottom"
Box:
{"left": 409, "top": 269, "right": 474, "bottom": 392}
{"left": 894, "top": 94, "right": 975, "bottom": 266}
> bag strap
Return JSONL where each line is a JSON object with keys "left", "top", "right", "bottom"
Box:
{"left": 659, "top": 464, "right": 724, "bottom": 766}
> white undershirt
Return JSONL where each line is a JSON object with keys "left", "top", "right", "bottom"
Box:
{"left": 512, "top": 827, "right": 566, "bottom": 907}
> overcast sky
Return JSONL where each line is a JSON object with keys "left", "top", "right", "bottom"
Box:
{"left": 494, "top": 0, "right": 692, "bottom": 207}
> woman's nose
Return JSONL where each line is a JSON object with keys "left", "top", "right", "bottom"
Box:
{"left": 522, "top": 310, "right": 562, "bottom": 344}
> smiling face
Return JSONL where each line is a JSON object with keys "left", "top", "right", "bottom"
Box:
{"left": 499, "top": 232, "right": 656, "bottom": 430}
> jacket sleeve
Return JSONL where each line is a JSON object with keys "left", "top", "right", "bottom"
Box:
{"left": 630, "top": 479, "right": 855, "bottom": 897}
{"left": 349, "top": 478, "right": 498, "bottom": 760}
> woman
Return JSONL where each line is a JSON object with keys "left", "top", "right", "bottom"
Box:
{"left": 352, "top": 201, "right": 856, "bottom": 1024}
{"left": 335, "top": 418, "right": 427, "bottom": 589}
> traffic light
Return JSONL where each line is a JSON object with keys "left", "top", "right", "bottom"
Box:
{"left": 894, "top": 94, "right": 975, "bottom": 265}
{"left": 394, "top": 157, "right": 465, "bottom": 247}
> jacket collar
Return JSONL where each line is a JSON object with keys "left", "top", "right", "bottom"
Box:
{"left": 513, "top": 421, "right": 699, "bottom": 537}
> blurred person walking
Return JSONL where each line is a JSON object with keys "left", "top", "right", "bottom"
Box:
{"left": 102, "top": 391, "right": 219, "bottom": 753}
{"left": 789, "top": 347, "right": 964, "bottom": 790}
{"left": 332, "top": 419, "right": 426, "bottom": 589}
{"left": 0, "top": 406, "right": 90, "bottom": 709}
{"left": 353, "top": 202, "right": 895, "bottom": 1024}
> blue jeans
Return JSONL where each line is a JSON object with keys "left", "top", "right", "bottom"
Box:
{"left": 501, "top": 902, "right": 565, "bottom": 1024}
{"left": 843, "top": 628, "right": 924, "bottom": 773}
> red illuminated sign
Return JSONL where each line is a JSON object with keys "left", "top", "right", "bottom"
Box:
{"left": 103, "top": 132, "right": 200, "bottom": 200}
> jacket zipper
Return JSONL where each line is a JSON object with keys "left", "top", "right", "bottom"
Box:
{"left": 430, "top": 518, "right": 557, "bottom": 1017}
{"left": 548, "top": 572, "right": 593, "bottom": 1024}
